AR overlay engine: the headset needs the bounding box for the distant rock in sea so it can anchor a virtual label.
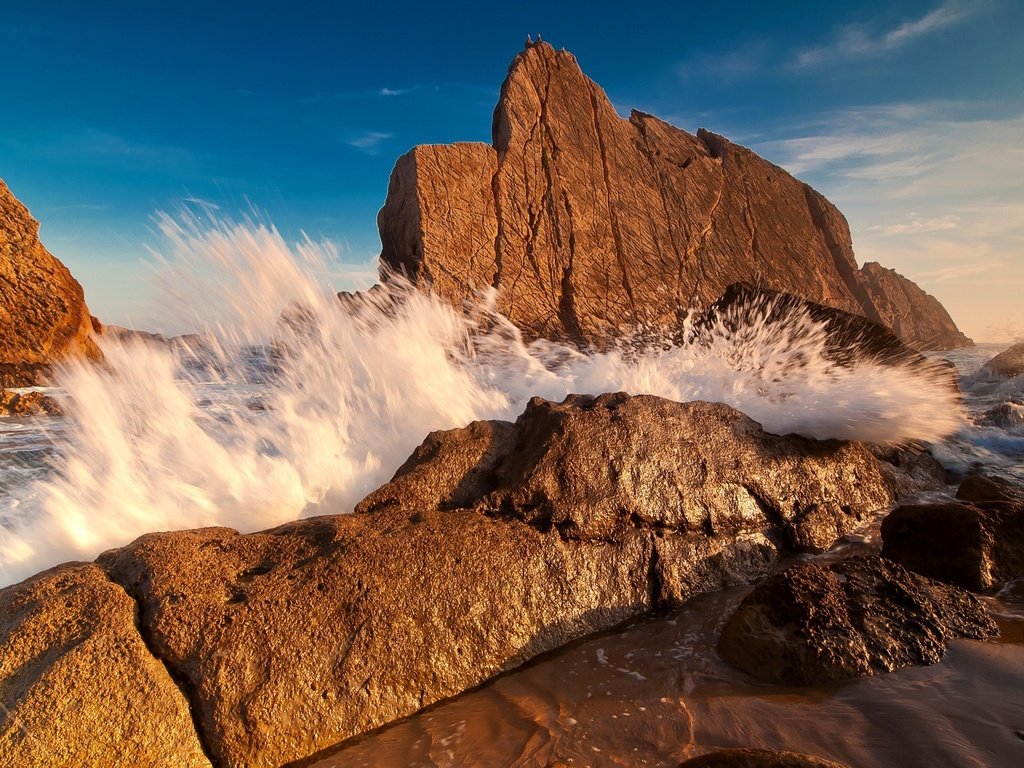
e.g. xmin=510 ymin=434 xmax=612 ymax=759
xmin=979 ymin=342 xmax=1024 ymax=379
xmin=0 ymin=179 xmax=101 ymax=387
xmin=376 ymin=40 xmax=971 ymax=352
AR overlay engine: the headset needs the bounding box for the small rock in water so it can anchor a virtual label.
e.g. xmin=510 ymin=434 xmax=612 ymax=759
xmin=980 ymin=342 xmax=1024 ymax=379
xmin=978 ymin=401 xmax=1024 ymax=430
xmin=718 ymin=556 xmax=997 ymax=685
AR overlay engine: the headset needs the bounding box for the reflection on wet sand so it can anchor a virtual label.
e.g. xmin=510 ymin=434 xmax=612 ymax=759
xmin=312 ymin=580 xmax=1024 ymax=768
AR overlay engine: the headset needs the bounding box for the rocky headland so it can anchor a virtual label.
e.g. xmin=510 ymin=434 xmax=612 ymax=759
xmin=0 ymin=179 xmax=100 ymax=388
xmin=376 ymin=40 xmax=971 ymax=351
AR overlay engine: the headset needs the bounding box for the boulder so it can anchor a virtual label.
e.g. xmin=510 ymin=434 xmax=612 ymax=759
xmin=881 ymin=490 xmax=1024 ymax=592
xmin=78 ymin=394 xmax=940 ymax=767
xmin=858 ymin=262 xmax=973 ymax=350
xmin=978 ymin=401 xmax=1024 ymax=430
xmin=718 ymin=556 xmax=997 ymax=685
xmin=376 ymin=41 xmax=970 ymax=351
xmin=0 ymin=179 xmax=100 ymax=387
xmin=0 ymin=564 xmax=210 ymax=767
xmin=979 ymin=342 xmax=1024 ymax=379
xmin=679 ymin=749 xmax=848 ymax=768
xmin=0 ymin=389 xmax=63 ymax=416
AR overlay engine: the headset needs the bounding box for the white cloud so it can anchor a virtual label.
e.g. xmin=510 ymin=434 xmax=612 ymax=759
xmin=753 ymin=103 xmax=1024 ymax=342
xmin=793 ymin=1 xmax=984 ymax=68
xmin=379 ymin=87 xmax=406 ymax=97
xmin=346 ymin=131 xmax=394 ymax=154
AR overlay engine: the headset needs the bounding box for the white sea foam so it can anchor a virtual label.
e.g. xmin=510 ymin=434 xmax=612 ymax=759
xmin=0 ymin=216 xmax=966 ymax=585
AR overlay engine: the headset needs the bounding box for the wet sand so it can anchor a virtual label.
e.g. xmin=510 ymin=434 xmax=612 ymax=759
xmin=310 ymin=577 xmax=1024 ymax=768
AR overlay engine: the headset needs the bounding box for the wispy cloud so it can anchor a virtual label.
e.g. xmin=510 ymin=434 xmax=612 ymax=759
xmin=793 ymin=1 xmax=985 ymax=68
xmin=754 ymin=102 xmax=1024 ymax=341
xmin=379 ymin=87 xmax=406 ymax=97
xmin=47 ymin=129 xmax=199 ymax=173
xmin=346 ymin=131 xmax=394 ymax=154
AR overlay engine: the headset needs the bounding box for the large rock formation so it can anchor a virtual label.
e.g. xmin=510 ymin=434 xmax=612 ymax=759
xmin=0 ymin=179 xmax=100 ymax=386
xmin=1 ymin=394 xmax=944 ymax=767
xmin=0 ymin=564 xmax=210 ymax=767
xmin=718 ymin=556 xmax=997 ymax=685
xmin=859 ymin=262 xmax=972 ymax=350
xmin=377 ymin=41 xmax=970 ymax=351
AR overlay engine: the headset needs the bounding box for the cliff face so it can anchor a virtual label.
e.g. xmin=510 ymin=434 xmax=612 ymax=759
xmin=377 ymin=41 xmax=971 ymax=351
xmin=0 ymin=179 xmax=99 ymax=386
xmin=859 ymin=262 xmax=973 ymax=350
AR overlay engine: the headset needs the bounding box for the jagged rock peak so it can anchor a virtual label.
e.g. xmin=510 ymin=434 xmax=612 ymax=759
xmin=376 ymin=42 xmax=972 ymax=351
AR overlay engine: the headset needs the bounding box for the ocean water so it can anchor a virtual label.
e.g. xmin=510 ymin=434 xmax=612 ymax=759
xmin=0 ymin=216 xmax=1017 ymax=588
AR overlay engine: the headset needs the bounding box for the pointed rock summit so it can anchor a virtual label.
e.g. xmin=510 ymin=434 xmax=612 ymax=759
xmin=1 ymin=179 xmax=100 ymax=386
xmin=377 ymin=41 xmax=971 ymax=350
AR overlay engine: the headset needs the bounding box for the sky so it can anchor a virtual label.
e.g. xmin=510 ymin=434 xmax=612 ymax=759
xmin=1 ymin=0 xmax=1021 ymax=341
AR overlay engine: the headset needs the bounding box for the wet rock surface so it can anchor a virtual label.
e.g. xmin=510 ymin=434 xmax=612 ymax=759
xmin=679 ymin=748 xmax=849 ymax=768
xmin=881 ymin=478 xmax=1024 ymax=592
xmin=376 ymin=41 xmax=970 ymax=351
xmin=0 ymin=389 xmax=62 ymax=416
xmin=0 ymin=564 xmax=211 ymax=767
xmin=980 ymin=342 xmax=1024 ymax=379
xmin=718 ymin=556 xmax=998 ymax=685
xmin=0 ymin=394 xmax=944 ymax=767
xmin=0 ymin=178 xmax=100 ymax=387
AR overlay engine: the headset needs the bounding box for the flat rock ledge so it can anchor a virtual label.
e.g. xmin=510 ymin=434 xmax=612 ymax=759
xmin=1 ymin=394 xmax=944 ymax=767
xmin=718 ymin=556 xmax=998 ymax=686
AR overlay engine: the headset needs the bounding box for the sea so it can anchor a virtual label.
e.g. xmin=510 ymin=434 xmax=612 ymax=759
xmin=1 ymin=216 xmax=1022 ymax=765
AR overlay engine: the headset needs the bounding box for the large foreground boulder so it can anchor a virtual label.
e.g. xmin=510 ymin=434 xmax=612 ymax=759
xmin=3 ymin=395 xmax=944 ymax=767
xmin=881 ymin=491 xmax=1024 ymax=592
xmin=376 ymin=40 xmax=970 ymax=351
xmin=718 ymin=556 xmax=997 ymax=685
xmin=679 ymin=749 xmax=849 ymax=768
xmin=0 ymin=564 xmax=210 ymax=767
xmin=0 ymin=179 xmax=100 ymax=387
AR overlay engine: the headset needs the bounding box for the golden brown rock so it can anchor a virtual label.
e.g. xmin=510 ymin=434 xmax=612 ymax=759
xmin=859 ymin=262 xmax=972 ymax=350
xmin=0 ymin=564 xmax=210 ymax=767
xmin=0 ymin=179 xmax=100 ymax=387
xmin=377 ymin=42 xmax=971 ymax=351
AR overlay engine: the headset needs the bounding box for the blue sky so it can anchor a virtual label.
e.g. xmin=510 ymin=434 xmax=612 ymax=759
xmin=1 ymin=0 xmax=1021 ymax=340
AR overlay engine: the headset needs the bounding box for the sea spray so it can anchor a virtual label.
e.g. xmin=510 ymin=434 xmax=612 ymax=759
xmin=0 ymin=215 xmax=965 ymax=585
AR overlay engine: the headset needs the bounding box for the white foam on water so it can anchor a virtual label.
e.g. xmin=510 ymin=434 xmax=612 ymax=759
xmin=0 ymin=215 xmax=965 ymax=585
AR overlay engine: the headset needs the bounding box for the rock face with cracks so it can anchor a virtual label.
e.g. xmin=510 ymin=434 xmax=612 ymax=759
xmin=376 ymin=41 xmax=971 ymax=351
xmin=718 ymin=556 xmax=998 ymax=685
xmin=0 ymin=178 xmax=100 ymax=387
xmin=2 ymin=395 xmax=945 ymax=767
xmin=0 ymin=564 xmax=211 ymax=767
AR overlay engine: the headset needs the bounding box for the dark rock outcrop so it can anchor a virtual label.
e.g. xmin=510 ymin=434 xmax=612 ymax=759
xmin=718 ymin=556 xmax=997 ymax=685
xmin=858 ymin=262 xmax=973 ymax=350
xmin=979 ymin=342 xmax=1024 ymax=379
xmin=0 ymin=179 xmax=100 ymax=387
xmin=0 ymin=564 xmax=211 ymax=767
xmin=1 ymin=394 xmax=943 ymax=767
xmin=679 ymin=749 xmax=849 ymax=768
xmin=881 ymin=479 xmax=1024 ymax=591
xmin=376 ymin=41 xmax=970 ymax=351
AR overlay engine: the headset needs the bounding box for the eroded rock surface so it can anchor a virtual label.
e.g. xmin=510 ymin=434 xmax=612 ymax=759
xmin=0 ymin=389 xmax=63 ymax=416
xmin=0 ymin=564 xmax=211 ymax=767
xmin=0 ymin=179 xmax=100 ymax=387
xmin=2 ymin=395 xmax=945 ymax=767
xmin=679 ymin=748 xmax=849 ymax=768
xmin=718 ymin=556 xmax=997 ymax=685
xmin=377 ymin=41 xmax=970 ymax=351
xmin=859 ymin=262 xmax=973 ymax=351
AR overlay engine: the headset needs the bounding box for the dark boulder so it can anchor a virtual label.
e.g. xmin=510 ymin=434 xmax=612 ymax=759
xmin=679 ymin=748 xmax=849 ymax=768
xmin=980 ymin=343 xmax=1024 ymax=379
xmin=881 ymin=488 xmax=1024 ymax=592
xmin=718 ymin=556 xmax=997 ymax=685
